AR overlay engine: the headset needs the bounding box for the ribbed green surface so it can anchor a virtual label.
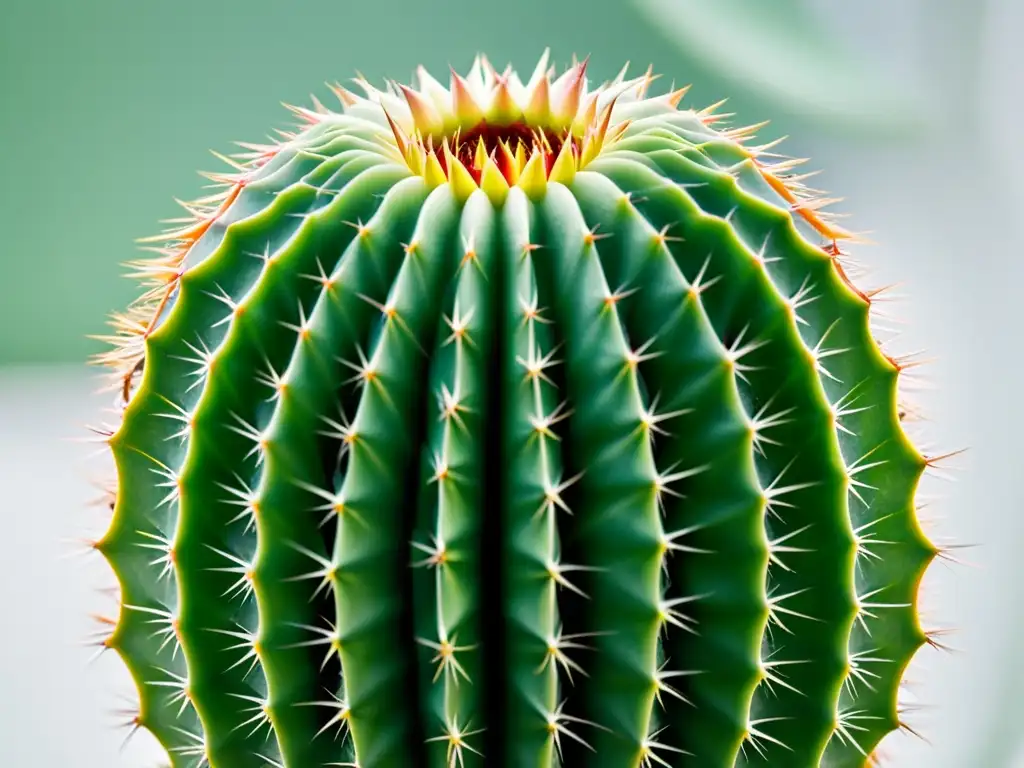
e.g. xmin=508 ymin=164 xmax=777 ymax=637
xmin=98 ymin=91 xmax=935 ymax=768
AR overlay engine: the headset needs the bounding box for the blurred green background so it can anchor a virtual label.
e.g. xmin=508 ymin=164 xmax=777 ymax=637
xmin=3 ymin=0 xmax=1023 ymax=765
xmin=0 ymin=0 xmax=933 ymax=366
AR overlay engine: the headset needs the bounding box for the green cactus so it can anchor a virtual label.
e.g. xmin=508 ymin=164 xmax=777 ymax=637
xmin=89 ymin=51 xmax=945 ymax=767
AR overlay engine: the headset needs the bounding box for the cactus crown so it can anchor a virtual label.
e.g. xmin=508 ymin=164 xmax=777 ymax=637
xmin=350 ymin=52 xmax=648 ymax=193
xmin=89 ymin=51 xmax=942 ymax=768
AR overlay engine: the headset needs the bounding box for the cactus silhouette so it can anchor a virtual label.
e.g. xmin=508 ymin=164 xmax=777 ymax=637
xmin=89 ymin=52 xmax=945 ymax=767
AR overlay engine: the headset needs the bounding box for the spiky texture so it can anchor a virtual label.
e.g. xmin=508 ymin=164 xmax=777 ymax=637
xmin=89 ymin=52 xmax=946 ymax=767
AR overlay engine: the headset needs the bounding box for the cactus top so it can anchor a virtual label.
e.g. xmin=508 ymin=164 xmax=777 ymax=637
xmin=339 ymin=52 xmax=656 ymax=200
xmin=96 ymin=52 xmax=862 ymax=399
xmin=90 ymin=51 xmax=944 ymax=768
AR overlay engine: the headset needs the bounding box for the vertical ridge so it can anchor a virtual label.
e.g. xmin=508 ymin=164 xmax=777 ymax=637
xmin=536 ymin=183 xmax=668 ymax=766
xmin=499 ymin=186 xmax=565 ymax=766
xmin=410 ymin=190 xmax=498 ymax=768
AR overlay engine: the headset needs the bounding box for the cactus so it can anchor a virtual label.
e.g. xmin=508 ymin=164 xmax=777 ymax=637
xmin=88 ymin=51 xmax=946 ymax=767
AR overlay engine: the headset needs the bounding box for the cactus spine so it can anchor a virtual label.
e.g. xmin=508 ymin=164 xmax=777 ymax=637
xmin=89 ymin=51 xmax=944 ymax=767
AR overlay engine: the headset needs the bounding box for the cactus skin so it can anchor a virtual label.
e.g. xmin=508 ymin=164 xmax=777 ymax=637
xmin=89 ymin=52 xmax=944 ymax=768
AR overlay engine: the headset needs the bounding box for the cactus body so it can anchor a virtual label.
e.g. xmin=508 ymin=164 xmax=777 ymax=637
xmin=92 ymin=52 xmax=939 ymax=767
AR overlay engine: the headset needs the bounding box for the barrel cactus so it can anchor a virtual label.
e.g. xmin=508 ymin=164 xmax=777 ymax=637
xmin=88 ymin=51 xmax=946 ymax=767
